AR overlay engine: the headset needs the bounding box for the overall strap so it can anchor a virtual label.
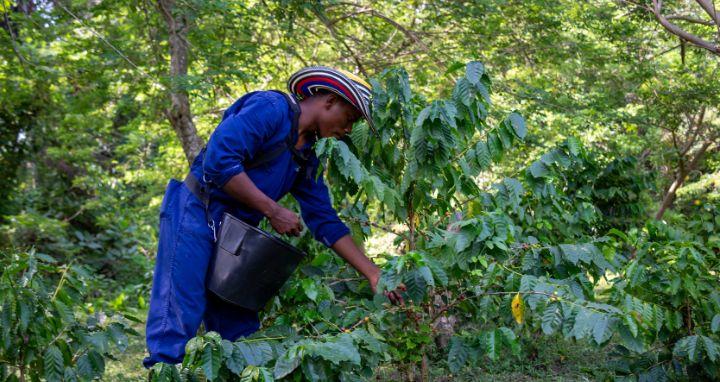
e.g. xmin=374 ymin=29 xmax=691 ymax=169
xmin=244 ymin=90 xmax=304 ymax=170
xmin=191 ymin=90 xmax=306 ymax=242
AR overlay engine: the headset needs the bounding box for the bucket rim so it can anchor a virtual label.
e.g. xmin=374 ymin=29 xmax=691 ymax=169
xmin=222 ymin=212 xmax=306 ymax=258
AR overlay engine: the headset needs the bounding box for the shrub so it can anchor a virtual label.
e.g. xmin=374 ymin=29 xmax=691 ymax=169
xmin=0 ymin=249 xmax=137 ymax=381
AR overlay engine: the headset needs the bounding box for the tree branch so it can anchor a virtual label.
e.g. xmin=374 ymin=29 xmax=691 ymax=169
xmin=329 ymin=8 xmax=371 ymax=25
xmin=328 ymin=3 xmax=452 ymax=79
xmin=650 ymin=0 xmax=720 ymax=55
xmin=666 ymin=14 xmax=715 ymax=26
xmin=681 ymin=107 xmax=707 ymax=155
xmin=695 ymin=0 xmax=720 ymax=25
xmin=157 ymin=0 xmax=205 ymax=163
xmin=311 ymin=7 xmax=368 ymax=76
xmin=655 ymin=139 xmax=715 ymax=219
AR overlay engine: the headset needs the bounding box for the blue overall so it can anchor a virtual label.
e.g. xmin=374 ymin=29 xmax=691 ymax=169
xmin=143 ymin=91 xmax=350 ymax=367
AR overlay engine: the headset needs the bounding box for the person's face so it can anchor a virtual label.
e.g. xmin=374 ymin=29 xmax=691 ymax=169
xmin=316 ymin=94 xmax=362 ymax=139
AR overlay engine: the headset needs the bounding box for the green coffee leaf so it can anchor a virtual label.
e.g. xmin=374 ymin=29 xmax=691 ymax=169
xmin=226 ymin=344 xmax=247 ymax=375
xmin=702 ymin=336 xmax=719 ymax=362
xmin=307 ymin=334 xmax=360 ymax=365
xmin=447 ymin=336 xmax=471 ymax=373
xmin=481 ymin=330 xmax=498 ymax=361
xmin=301 ymin=359 xmax=330 ymax=382
xmin=528 ymin=161 xmax=549 ymax=178
xmin=417 ymin=266 xmax=435 ymax=287
xmin=592 ymin=315 xmax=611 ymax=345
xmin=487 ymin=132 xmax=503 ymax=162
xmin=498 ymin=123 xmax=514 ymax=149
xmin=465 ymin=61 xmax=485 ymax=85
xmin=151 ymin=363 xmax=181 ymax=382
xmin=274 ymin=347 xmax=302 ymax=378
xmin=674 ymin=335 xmax=702 ymax=362
xmin=301 ymin=279 xmax=319 ymax=302
xmin=44 ymin=345 xmax=64 ymax=382
xmin=507 ymin=112 xmax=527 ymax=140
xmin=201 ymin=343 xmax=221 ymax=380
xmin=236 ymin=341 xmax=274 ymax=366
xmin=541 ymin=303 xmax=562 ymax=335
xmin=403 ymin=271 xmax=427 ymax=302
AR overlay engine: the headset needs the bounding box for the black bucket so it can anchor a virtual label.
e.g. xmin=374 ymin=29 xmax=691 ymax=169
xmin=206 ymin=212 xmax=306 ymax=311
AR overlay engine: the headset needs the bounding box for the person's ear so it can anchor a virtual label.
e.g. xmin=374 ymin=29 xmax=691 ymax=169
xmin=323 ymin=93 xmax=338 ymax=110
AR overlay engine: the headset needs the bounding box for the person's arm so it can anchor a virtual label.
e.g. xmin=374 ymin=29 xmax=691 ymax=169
xmin=203 ymin=92 xmax=302 ymax=235
xmin=291 ymin=160 xmax=404 ymax=304
xmin=331 ymin=235 xmax=404 ymax=304
xmin=222 ymin=172 xmax=302 ymax=235
xmin=332 ymin=235 xmax=380 ymax=287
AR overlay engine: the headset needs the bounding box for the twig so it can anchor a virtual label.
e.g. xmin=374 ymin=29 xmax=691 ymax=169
xmin=667 ymin=14 xmax=715 ymax=26
xmin=311 ymin=7 xmax=368 ymax=76
xmin=1 ymin=1 xmax=31 ymax=70
xmin=63 ymin=204 xmax=89 ymax=223
xmin=326 ymin=277 xmax=365 ymax=286
xmin=344 ymin=216 xmax=405 ymax=237
xmin=430 ymin=290 xmax=554 ymax=323
xmin=51 ymin=261 xmax=74 ymax=301
xmin=55 ymin=2 xmax=162 ymax=86
xmin=237 ymin=336 xmax=286 ymax=343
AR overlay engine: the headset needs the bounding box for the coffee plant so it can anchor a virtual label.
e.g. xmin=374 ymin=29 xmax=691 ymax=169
xmin=150 ymin=62 xmax=719 ymax=381
xmin=0 ymin=249 xmax=137 ymax=381
xmin=606 ymin=220 xmax=720 ymax=380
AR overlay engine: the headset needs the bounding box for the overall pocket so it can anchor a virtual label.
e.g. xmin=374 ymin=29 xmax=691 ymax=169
xmin=159 ymin=179 xmax=182 ymax=220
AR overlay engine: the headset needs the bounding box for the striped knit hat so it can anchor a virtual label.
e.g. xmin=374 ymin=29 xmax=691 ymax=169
xmin=287 ymin=66 xmax=376 ymax=133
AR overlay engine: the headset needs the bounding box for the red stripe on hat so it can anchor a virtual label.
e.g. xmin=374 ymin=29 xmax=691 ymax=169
xmin=295 ymin=76 xmax=360 ymax=108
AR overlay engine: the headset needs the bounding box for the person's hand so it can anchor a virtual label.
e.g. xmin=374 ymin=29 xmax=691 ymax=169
xmin=369 ymin=274 xmax=406 ymax=306
xmin=384 ymin=285 xmax=406 ymax=305
xmin=267 ymin=205 xmax=302 ymax=236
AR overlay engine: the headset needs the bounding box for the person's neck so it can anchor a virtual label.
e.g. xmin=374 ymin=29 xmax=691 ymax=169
xmin=296 ymin=101 xmax=317 ymax=149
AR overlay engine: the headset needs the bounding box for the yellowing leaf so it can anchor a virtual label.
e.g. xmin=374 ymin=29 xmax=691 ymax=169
xmin=511 ymin=293 xmax=525 ymax=324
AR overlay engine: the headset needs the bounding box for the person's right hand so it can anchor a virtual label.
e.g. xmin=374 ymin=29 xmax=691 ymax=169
xmin=267 ymin=205 xmax=303 ymax=236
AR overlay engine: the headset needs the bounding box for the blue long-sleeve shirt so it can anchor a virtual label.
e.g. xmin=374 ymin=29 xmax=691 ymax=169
xmin=189 ymin=91 xmax=350 ymax=247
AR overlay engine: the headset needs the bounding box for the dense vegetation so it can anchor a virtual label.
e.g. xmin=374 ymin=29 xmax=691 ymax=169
xmin=1 ymin=0 xmax=718 ymax=381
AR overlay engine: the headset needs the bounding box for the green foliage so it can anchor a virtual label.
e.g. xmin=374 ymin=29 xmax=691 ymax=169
xmin=604 ymin=219 xmax=720 ymax=380
xmin=0 ymin=249 xmax=137 ymax=381
xmin=2 ymin=0 xmax=719 ymax=377
xmin=151 ymin=329 xmax=382 ymax=381
xmin=145 ymin=60 xmax=718 ymax=380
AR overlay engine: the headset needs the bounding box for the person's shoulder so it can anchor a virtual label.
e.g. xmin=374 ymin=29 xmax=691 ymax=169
xmin=233 ymin=90 xmax=288 ymax=123
xmin=246 ymin=91 xmax=291 ymax=120
xmin=249 ymin=90 xmax=287 ymax=108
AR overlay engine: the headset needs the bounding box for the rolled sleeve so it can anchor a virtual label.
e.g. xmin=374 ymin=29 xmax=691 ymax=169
xmin=291 ymin=163 xmax=350 ymax=247
xmin=203 ymin=92 xmax=286 ymax=187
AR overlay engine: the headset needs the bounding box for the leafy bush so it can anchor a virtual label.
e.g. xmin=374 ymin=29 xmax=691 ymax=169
xmin=0 ymin=205 xmax=153 ymax=290
xmin=606 ymin=220 xmax=720 ymax=380
xmin=0 ymin=249 xmax=137 ymax=381
xmin=148 ymin=62 xmax=719 ymax=381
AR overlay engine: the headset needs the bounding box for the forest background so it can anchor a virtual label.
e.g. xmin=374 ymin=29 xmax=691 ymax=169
xmin=1 ymin=0 xmax=719 ymax=381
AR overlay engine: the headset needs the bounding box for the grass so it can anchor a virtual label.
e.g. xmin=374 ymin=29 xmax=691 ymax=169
xmin=104 ymin=313 xmax=148 ymax=382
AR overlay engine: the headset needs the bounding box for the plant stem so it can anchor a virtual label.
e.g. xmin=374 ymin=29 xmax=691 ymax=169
xmin=344 ymin=216 xmax=405 ymax=237
xmin=408 ymin=192 xmax=416 ymax=251
xmin=51 ymin=261 xmax=74 ymax=301
xmin=238 ymin=336 xmax=287 ymax=343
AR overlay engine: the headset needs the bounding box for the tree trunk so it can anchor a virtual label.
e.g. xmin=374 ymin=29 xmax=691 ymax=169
xmin=655 ymin=140 xmax=713 ymax=219
xmin=157 ymin=0 xmax=204 ymax=164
